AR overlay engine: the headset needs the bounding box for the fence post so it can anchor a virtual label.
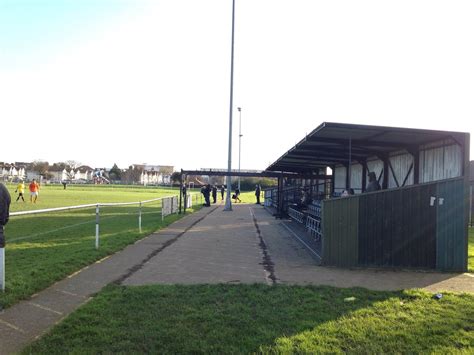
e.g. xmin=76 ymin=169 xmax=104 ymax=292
xmin=139 ymin=201 xmax=142 ymax=233
xmin=0 ymin=246 xmax=4 ymax=292
xmin=95 ymin=204 xmax=100 ymax=249
xmin=161 ymin=198 xmax=164 ymax=222
xmin=470 ymin=185 xmax=473 ymax=227
xmin=0 ymin=225 xmax=4 ymax=291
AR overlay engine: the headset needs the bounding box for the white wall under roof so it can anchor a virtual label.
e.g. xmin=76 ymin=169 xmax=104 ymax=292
xmin=420 ymin=143 xmax=462 ymax=183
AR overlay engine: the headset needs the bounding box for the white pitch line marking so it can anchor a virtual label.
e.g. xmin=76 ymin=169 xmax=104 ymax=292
xmin=28 ymin=302 xmax=63 ymax=315
xmin=0 ymin=318 xmax=25 ymax=333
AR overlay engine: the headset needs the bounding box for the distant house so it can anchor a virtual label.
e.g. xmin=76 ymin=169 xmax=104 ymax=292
xmin=25 ymin=170 xmax=41 ymax=182
xmin=48 ymin=164 xmax=70 ymax=183
xmin=0 ymin=162 xmax=27 ymax=181
xmin=75 ymin=166 xmax=94 ymax=181
xmin=131 ymin=164 xmax=174 ymax=185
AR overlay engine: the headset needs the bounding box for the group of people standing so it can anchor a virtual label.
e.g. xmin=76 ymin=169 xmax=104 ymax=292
xmin=198 ymin=184 xmax=262 ymax=206
xmin=200 ymin=184 xmax=227 ymax=207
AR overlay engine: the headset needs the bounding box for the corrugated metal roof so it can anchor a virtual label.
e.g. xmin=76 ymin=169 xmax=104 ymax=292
xmin=266 ymin=122 xmax=467 ymax=173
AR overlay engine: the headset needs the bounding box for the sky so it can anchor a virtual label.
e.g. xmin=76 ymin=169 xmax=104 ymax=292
xmin=1 ymin=0 xmax=473 ymax=171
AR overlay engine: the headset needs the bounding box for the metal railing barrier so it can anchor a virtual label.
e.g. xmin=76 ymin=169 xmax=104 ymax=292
xmin=0 ymin=193 xmax=200 ymax=292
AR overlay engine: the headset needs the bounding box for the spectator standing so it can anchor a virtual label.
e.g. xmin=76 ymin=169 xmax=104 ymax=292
xmin=0 ymin=182 xmax=11 ymax=248
xmin=212 ymin=185 xmax=217 ymax=204
xmin=255 ymin=184 xmax=261 ymax=204
xmin=366 ymin=172 xmax=381 ymax=192
xmin=203 ymin=184 xmax=211 ymax=207
xmin=29 ymin=179 xmax=40 ymax=203
xmin=220 ymin=185 xmax=225 ymax=201
xmin=182 ymin=184 xmax=187 ymax=207
xmin=15 ymin=180 xmax=25 ymax=202
xmin=234 ymin=187 xmax=241 ymax=203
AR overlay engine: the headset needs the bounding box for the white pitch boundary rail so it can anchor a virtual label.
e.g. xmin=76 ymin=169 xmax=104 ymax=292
xmin=1 ymin=194 xmax=200 ymax=291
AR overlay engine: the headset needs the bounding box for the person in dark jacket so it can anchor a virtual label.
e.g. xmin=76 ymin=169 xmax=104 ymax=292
xmin=233 ymin=187 xmax=241 ymax=203
xmin=220 ymin=185 xmax=225 ymax=201
xmin=181 ymin=184 xmax=187 ymax=207
xmin=0 ymin=182 xmax=11 ymax=248
xmin=255 ymin=184 xmax=261 ymax=204
xmin=366 ymin=172 xmax=381 ymax=192
xmin=203 ymin=184 xmax=211 ymax=206
xmin=212 ymin=185 xmax=217 ymax=204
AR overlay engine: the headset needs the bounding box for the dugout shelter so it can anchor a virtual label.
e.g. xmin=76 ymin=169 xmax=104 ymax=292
xmin=265 ymin=122 xmax=470 ymax=272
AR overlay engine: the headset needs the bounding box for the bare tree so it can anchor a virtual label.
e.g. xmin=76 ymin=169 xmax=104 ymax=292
xmin=65 ymin=160 xmax=81 ymax=170
xmin=31 ymin=160 xmax=49 ymax=178
xmin=171 ymin=172 xmax=182 ymax=184
xmin=122 ymin=166 xmax=143 ymax=184
xmin=62 ymin=161 xmax=81 ymax=180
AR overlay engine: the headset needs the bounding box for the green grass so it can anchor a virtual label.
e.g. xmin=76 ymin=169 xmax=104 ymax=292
xmin=469 ymin=227 xmax=473 ymax=273
xmin=1 ymin=184 xmax=202 ymax=309
xmin=233 ymin=190 xmax=262 ymax=204
xmin=24 ymin=284 xmax=474 ymax=354
xmin=6 ymin=183 xmax=184 ymax=212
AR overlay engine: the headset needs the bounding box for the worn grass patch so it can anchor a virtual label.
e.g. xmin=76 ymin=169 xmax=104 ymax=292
xmin=24 ymin=284 xmax=474 ymax=354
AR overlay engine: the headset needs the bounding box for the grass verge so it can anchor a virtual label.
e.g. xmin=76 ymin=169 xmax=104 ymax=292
xmin=24 ymin=284 xmax=474 ymax=354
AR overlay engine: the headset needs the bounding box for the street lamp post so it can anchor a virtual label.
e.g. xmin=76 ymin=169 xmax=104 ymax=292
xmin=224 ymin=0 xmax=236 ymax=211
xmin=238 ymin=107 xmax=242 ymax=191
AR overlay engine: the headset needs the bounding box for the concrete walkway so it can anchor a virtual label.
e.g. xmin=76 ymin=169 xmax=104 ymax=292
xmin=0 ymin=203 xmax=473 ymax=354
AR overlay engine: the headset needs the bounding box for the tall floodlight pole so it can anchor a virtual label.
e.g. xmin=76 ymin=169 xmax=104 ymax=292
xmin=224 ymin=0 xmax=236 ymax=211
xmin=238 ymin=107 xmax=242 ymax=191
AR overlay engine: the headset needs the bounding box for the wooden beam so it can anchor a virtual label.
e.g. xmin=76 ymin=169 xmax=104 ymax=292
xmin=331 ymin=165 xmax=336 ymax=196
xmin=401 ymin=163 xmax=413 ymax=187
xmin=306 ymin=136 xmax=409 ymax=149
xmin=181 ymin=169 xmax=327 ymax=179
xmin=388 ymin=159 xmax=399 ymax=187
xmin=361 ymin=160 xmax=367 ymax=192
xmin=277 ymin=174 xmax=284 ymax=218
xmin=345 ymin=164 xmax=350 ymax=189
xmin=383 ymin=157 xmax=389 ymax=189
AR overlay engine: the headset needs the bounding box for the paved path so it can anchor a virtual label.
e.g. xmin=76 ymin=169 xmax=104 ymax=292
xmin=0 ymin=203 xmax=472 ymax=354
xmin=251 ymin=207 xmax=474 ymax=293
xmin=124 ymin=204 xmax=474 ymax=293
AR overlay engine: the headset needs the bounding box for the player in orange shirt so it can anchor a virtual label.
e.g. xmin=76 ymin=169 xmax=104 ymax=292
xmin=29 ymin=179 xmax=40 ymax=203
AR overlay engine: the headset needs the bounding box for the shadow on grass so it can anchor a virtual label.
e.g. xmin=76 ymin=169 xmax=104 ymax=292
xmin=24 ymin=283 xmax=474 ymax=354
